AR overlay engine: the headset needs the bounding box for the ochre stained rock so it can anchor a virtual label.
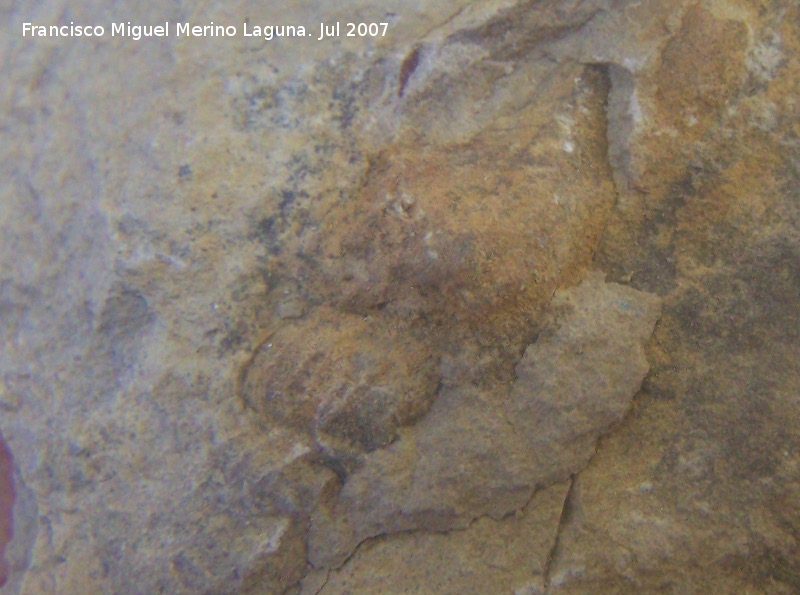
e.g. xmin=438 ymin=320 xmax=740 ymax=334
xmin=239 ymin=306 xmax=439 ymax=464
xmin=308 ymin=272 xmax=661 ymax=568
xmin=313 ymin=63 xmax=615 ymax=346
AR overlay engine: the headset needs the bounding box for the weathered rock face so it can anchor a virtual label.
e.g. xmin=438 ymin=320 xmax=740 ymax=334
xmin=3 ymin=0 xmax=800 ymax=592
xmin=313 ymin=60 xmax=615 ymax=334
xmin=308 ymin=273 xmax=661 ymax=569
xmin=507 ymin=273 xmax=662 ymax=483
xmin=310 ymin=480 xmax=573 ymax=595
xmin=240 ymin=306 xmax=439 ymax=464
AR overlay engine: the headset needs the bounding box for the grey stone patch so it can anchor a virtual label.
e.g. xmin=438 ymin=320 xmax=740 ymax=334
xmin=81 ymin=285 xmax=156 ymax=401
xmin=1 ymin=466 xmax=37 ymax=595
xmin=746 ymin=31 xmax=784 ymax=84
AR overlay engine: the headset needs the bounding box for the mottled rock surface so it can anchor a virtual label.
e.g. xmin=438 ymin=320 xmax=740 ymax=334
xmin=308 ymin=273 xmax=660 ymax=569
xmin=2 ymin=0 xmax=800 ymax=592
xmin=507 ymin=272 xmax=662 ymax=484
xmin=311 ymin=480 xmax=572 ymax=595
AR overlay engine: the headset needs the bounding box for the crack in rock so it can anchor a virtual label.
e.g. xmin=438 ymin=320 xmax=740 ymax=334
xmin=308 ymin=271 xmax=662 ymax=569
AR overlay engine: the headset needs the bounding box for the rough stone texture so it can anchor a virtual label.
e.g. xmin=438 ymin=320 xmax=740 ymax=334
xmin=0 ymin=438 xmax=13 ymax=588
xmin=307 ymin=273 xmax=660 ymax=569
xmin=2 ymin=0 xmax=800 ymax=592
xmin=507 ymin=272 xmax=663 ymax=484
xmin=312 ymin=480 xmax=572 ymax=595
xmin=239 ymin=305 xmax=440 ymax=469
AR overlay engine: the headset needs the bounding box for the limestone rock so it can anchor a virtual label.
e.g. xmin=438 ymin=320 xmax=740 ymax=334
xmin=3 ymin=0 xmax=800 ymax=591
xmin=308 ymin=273 xmax=661 ymax=568
xmin=239 ymin=306 xmax=439 ymax=463
xmin=507 ymin=272 xmax=663 ymax=483
xmin=314 ymin=480 xmax=572 ymax=595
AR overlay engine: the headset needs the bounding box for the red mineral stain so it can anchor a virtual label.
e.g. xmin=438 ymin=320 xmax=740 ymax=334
xmin=398 ymin=45 xmax=420 ymax=97
xmin=0 ymin=434 xmax=14 ymax=588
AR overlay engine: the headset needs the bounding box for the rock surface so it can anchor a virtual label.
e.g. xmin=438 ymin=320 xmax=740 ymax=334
xmin=312 ymin=480 xmax=572 ymax=595
xmin=2 ymin=0 xmax=800 ymax=592
xmin=307 ymin=272 xmax=661 ymax=569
